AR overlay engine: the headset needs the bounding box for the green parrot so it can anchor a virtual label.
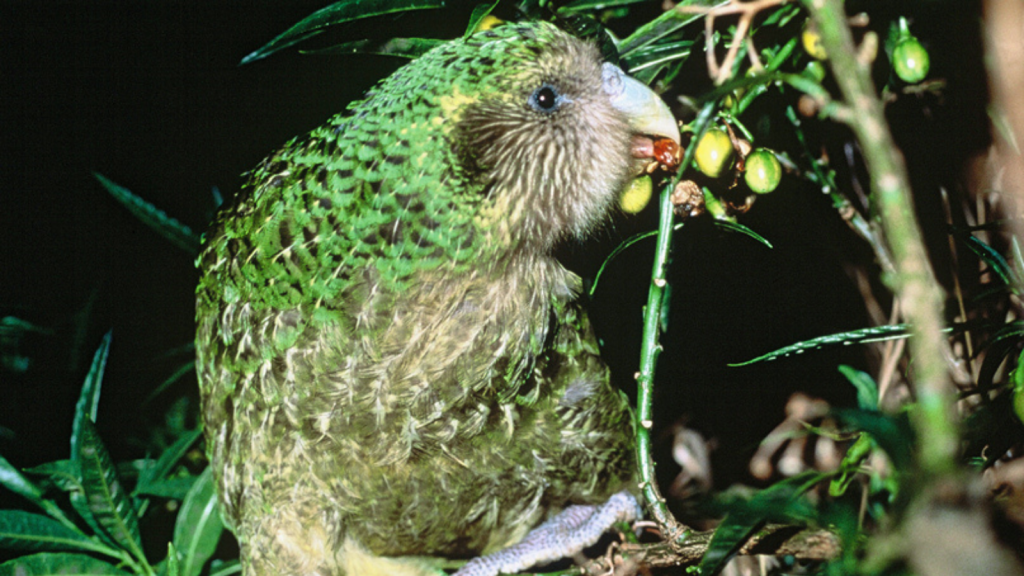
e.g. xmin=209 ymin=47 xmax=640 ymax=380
xmin=195 ymin=19 xmax=679 ymax=576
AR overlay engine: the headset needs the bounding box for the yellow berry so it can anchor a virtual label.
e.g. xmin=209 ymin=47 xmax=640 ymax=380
xmin=694 ymin=128 xmax=734 ymax=179
xmin=620 ymin=175 xmax=653 ymax=214
xmin=474 ymin=15 xmax=504 ymax=33
xmin=802 ymin=25 xmax=827 ymax=60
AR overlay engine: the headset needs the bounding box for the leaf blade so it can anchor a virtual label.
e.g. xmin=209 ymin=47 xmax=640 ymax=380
xmin=0 ymin=511 xmax=106 ymax=555
xmin=618 ymin=0 xmax=724 ymax=57
xmin=74 ymin=420 xmax=143 ymax=561
xmin=172 ymin=468 xmax=224 ymax=576
xmin=93 ymin=174 xmax=200 ymax=255
xmin=0 ymin=552 xmax=130 ymax=576
xmin=240 ymin=0 xmax=445 ymax=65
xmin=136 ymin=429 xmax=202 ymax=495
xmin=729 ymin=324 xmax=915 ymax=366
xmin=557 ymin=0 xmax=650 ymax=14
xmin=0 ymin=456 xmax=78 ymax=530
xmin=71 ymin=333 xmax=111 ymax=459
xmin=464 ymin=1 xmax=500 ymax=38
xmin=302 ymin=37 xmax=445 ymax=58
xmin=838 ymin=365 xmax=879 ymax=410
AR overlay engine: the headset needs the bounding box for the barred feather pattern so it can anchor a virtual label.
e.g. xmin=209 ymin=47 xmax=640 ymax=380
xmin=196 ymin=21 xmax=638 ymax=576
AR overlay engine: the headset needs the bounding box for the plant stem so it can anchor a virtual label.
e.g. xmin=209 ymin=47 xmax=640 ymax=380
xmin=635 ymin=101 xmax=716 ymax=543
xmin=802 ymin=0 xmax=957 ymax=475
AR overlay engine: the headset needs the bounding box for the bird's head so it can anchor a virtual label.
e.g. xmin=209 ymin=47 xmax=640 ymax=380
xmin=361 ymin=21 xmax=680 ymax=256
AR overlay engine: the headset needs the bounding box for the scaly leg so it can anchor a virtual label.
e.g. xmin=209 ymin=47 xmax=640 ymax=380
xmin=453 ymin=492 xmax=641 ymax=576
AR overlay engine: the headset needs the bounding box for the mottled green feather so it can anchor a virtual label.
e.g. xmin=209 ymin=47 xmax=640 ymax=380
xmin=195 ymin=20 xmax=663 ymax=576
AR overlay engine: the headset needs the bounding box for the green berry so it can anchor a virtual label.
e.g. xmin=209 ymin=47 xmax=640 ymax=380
xmin=893 ymin=37 xmax=930 ymax=83
xmin=744 ymin=148 xmax=782 ymax=194
xmin=694 ymin=127 xmax=734 ymax=179
xmin=803 ymin=61 xmax=826 ymax=83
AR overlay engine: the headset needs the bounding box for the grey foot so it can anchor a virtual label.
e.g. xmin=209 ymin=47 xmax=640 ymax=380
xmin=453 ymin=491 xmax=642 ymax=576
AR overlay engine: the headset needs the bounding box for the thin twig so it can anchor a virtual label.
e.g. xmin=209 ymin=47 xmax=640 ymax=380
xmin=877 ymin=333 xmax=906 ymax=410
xmin=679 ymin=0 xmax=793 ymax=84
xmin=703 ymin=11 xmax=717 ymax=79
xmin=745 ymin=36 xmax=764 ymax=71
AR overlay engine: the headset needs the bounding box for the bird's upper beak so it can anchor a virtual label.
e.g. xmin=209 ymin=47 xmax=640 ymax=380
xmin=602 ymin=62 xmax=681 ymax=154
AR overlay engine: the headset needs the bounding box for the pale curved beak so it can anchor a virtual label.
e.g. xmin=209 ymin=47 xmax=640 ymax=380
xmin=602 ymin=62 xmax=680 ymax=145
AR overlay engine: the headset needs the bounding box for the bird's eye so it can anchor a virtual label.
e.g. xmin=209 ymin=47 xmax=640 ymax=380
xmin=529 ymin=85 xmax=563 ymax=113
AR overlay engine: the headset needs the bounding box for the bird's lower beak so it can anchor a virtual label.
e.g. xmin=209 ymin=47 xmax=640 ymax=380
xmin=603 ymin=63 xmax=681 ymax=212
xmin=602 ymin=62 xmax=681 ymax=166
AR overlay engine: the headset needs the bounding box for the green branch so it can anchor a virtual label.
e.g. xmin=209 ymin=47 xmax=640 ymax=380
xmin=635 ymin=101 xmax=716 ymax=544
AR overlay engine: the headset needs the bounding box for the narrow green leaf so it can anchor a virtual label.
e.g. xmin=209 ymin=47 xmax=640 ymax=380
xmin=68 ymin=492 xmax=116 ymax=550
xmin=629 ymin=61 xmax=667 ymax=86
xmin=697 ymin=511 xmax=763 ymax=576
xmin=136 ymin=429 xmax=202 ymax=494
xmin=164 ymin=542 xmax=180 ymax=576
xmin=984 ymin=320 xmax=1024 ymax=349
xmin=302 ymin=37 xmax=444 ymax=58
xmin=758 ymin=38 xmax=798 ymax=74
xmin=713 ymin=220 xmax=772 ymax=249
xmin=154 ymin=342 xmax=195 ymax=361
xmin=0 ymin=317 xmax=50 ymax=336
xmin=143 ymin=361 xmax=196 ymax=406
xmin=0 ymin=552 xmax=130 ymax=575
xmin=464 ymin=1 xmax=500 ymax=38
xmin=208 ymin=560 xmax=242 ymax=576
xmin=22 ymin=461 xmax=80 ymax=493
xmin=93 ymin=174 xmax=200 ymax=255
xmin=761 ymin=3 xmax=800 ymax=27
xmin=240 ymin=0 xmax=445 ymax=65
xmin=828 ymin=433 xmax=873 ymax=497
xmin=960 ymin=232 xmax=1022 ymax=293
xmin=74 ymin=420 xmax=143 ymax=561
xmin=71 ymin=332 xmax=110 ymax=459
xmin=590 ymin=219 xmax=769 ymax=297
xmin=557 ymin=0 xmax=649 ymax=14
xmin=19 ymin=460 xmax=102 ymax=540
xmin=0 ymin=511 xmax=105 ymax=555
xmin=0 ymin=317 xmax=52 ymax=373
xmin=173 ymin=468 xmax=224 ymax=576
xmin=838 ymin=365 xmax=879 ymax=410
xmin=0 ymin=455 xmax=47 ymax=509
xmin=975 ymin=322 xmax=1024 ymax=392
xmin=135 ymin=477 xmax=198 ymax=500
xmin=622 ymin=39 xmax=694 ymax=73
xmin=618 ymin=0 xmax=724 ymax=57
xmin=780 ymin=71 xmax=832 ymax=101
xmin=833 ymin=409 xmax=914 ymax=472
xmin=699 ymin=474 xmax=819 ymax=575
xmin=589 ymin=229 xmax=656 ymax=297
xmin=729 ymin=324 xmax=914 ymax=366
xmin=0 ymin=457 xmax=77 ymax=530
